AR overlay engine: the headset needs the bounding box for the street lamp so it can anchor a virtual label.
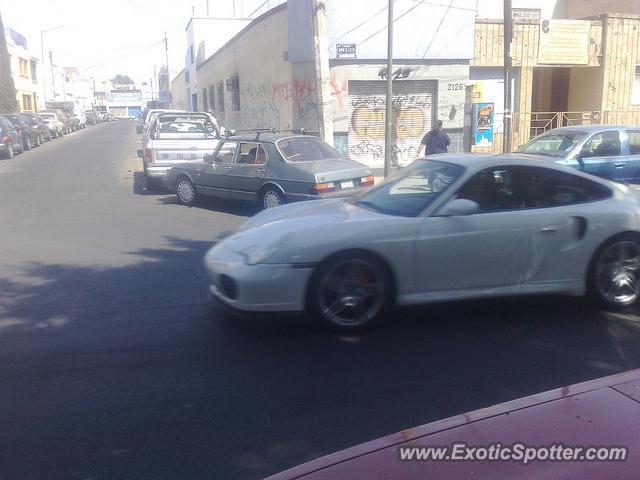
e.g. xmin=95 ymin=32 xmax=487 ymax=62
xmin=41 ymin=24 xmax=64 ymax=103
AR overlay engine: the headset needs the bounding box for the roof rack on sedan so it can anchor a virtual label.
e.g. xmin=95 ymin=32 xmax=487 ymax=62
xmin=222 ymin=128 xmax=317 ymax=140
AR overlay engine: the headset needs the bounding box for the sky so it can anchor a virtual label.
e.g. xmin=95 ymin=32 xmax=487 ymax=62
xmin=0 ymin=0 xmax=277 ymax=85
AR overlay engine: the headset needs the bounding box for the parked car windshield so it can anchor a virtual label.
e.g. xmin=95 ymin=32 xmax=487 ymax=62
xmin=277 ymin=136 xmax=341 ymax=162
xmin=351 ymin=160 xmax=464 ymax=217
xmin=155 ymin=114 xmax=218 ymax=137
xmin=516 ymin=131 xmax=587 ymax=157
xmin=39 ymin=113 xmax=56 ymax=120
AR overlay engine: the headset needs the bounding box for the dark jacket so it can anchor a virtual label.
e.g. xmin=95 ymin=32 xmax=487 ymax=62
xmin=421 ymin=129 xmax=451 ymax=155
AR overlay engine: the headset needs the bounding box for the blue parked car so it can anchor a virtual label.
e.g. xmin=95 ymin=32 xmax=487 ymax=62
xmin=516 ymin=125 xmax=640 ymax=183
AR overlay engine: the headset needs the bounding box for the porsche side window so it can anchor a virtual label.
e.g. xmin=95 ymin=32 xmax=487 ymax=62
xmin=456 ymin=167 xmax=521 ymax=211
xmin=521 ymin=167 xmax=612 ymax=207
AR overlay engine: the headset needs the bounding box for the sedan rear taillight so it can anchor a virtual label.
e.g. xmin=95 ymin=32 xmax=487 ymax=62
xmin=360 ymin=175 xmax=375 ymax=187
xmin=144 ymin=148 xmax=153 ymax=164
xmin=1 ymin=135 xmax=8 ymax=143
xmin=313 ymin=182 xmax=335 ymax=194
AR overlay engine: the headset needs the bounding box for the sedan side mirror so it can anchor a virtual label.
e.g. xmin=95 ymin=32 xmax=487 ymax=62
xmin=136 ymin=125 xmax=143 ymax=135
xmin=439 ymin=198 xmax=480 ymax=216
xmin=203 ymin=154 xmax=214 ymax=163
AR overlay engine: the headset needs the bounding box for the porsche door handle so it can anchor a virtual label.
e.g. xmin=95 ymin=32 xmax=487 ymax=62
xmin=540 ymin=226 xmax=558 ymax=234
xmin=257 ymin=168 xmax=266 ymax=174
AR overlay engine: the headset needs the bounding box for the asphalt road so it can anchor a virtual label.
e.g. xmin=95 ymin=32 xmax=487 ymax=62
xmin=2 ymin=121 xmax=640 ymax=480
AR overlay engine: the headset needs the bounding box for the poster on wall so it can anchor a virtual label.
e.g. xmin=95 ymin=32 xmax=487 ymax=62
xmin=474 ymin=102 xmax=494 ymax=147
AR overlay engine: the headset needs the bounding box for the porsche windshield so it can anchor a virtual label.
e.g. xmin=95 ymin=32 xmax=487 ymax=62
xmin=353 ymin=160 xmax=464 ymax=217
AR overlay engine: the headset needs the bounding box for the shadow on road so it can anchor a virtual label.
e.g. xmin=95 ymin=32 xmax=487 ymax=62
xmin=132 ymin=171 xmax=257 ymax=217
xmin=2 ymin=236 xmax=640 ymax=479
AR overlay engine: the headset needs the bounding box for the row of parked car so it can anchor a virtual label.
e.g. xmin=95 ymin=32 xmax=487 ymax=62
xmin=0 ymin=109 xmax=104 ymax=159
xmin=136 ymin=109 xmax=374 ymax=210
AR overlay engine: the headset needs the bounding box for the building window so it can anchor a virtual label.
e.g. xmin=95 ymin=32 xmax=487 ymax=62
xmin=202 ymin=87 xmax=208 ymax=111
xmin=512 ymin=8 xmax=541 ymax=20
xmin=22 ymin=94 xmax=33 ymax=111
xmin=632 ymin=66 xmax=640 ymax=105
xmin=217 ymin=81 xmax=225 ymax=112
xmin=208 ymin=85 xmax=215 ymax=111
xmin=185 ymin=70 xmax=190 ymax=83
xmin=190 ymin=46 xmax=194 ymax=64
xmin=227 ymin=74 xmax=240 ymax=112
xmin=30 ymin=60 xmax=37 ymax=82
xmin=19 ymin=58 xmax=28 ymax=77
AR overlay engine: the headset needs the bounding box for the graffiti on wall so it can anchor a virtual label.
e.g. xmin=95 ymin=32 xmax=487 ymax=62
xmin=239 ymin=77 xmax=318 ymax=130
xmin=348 ymin=92 xmax=432 ymax=168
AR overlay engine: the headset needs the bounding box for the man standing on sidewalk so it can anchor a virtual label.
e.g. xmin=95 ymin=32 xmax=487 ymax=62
xmin=416 ymin=119 xmax=450 ymax=158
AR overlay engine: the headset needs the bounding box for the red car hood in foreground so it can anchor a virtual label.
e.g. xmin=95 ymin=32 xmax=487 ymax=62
xmin=266 ymin=369 xmax=640 ymax=479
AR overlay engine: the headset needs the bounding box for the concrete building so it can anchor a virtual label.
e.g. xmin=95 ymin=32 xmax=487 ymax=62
xmin=4 ymin=28 xmax=39 ymax=112
xmin=185 ymin=0 xmax=478 ymax=169
xmin=170 ymin=68 xmax=188 ymax=111
xmin=184 ymin=17 xmax=252 ymax=111
xmin=62 ymin=68 xmax=94 ymax=114
xmin=172 ymin=0 xmax=640 ymax=164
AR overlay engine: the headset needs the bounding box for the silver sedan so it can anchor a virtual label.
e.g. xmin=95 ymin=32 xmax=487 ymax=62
xmin=205 ymin=154 xmax=640 ymax=331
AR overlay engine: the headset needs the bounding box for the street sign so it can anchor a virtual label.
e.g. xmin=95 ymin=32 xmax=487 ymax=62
xmin=336 ymin=43 xmax=356 ymax=58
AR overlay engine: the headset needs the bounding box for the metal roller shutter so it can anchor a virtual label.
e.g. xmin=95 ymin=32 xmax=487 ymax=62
xmin=347 ymin=80 xmax=437 ymax=168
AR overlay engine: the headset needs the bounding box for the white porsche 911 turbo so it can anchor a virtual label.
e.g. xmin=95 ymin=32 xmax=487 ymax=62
xmin=205 ymin=154 xmax=640 ymax=331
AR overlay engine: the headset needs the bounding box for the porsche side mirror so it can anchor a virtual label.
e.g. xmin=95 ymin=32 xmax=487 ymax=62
xmin=439 ymin=198 xmax=479 ymax=216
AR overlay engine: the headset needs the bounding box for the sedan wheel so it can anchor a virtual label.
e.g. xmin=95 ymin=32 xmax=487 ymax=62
xmin=261 ymin=188 xmax=284 ymax=210
xmin=310 ymin=255 xmax=392 ymax=331
xmin=4 ymin=143 xmax=14 ymax=159
xmin=176 ymin=177 xmax=197 ymax=206
xmin=591 ymin=237 xmax=640 ymax=308
xmin=23 ymin=138 xmax=31 ymax=150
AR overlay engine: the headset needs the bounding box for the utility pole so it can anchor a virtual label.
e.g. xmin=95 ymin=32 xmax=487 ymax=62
xmin=49 ymin=51 xmax=55 ymax=100
xmin=164 ymin=32 xmax=169 ymax=77
xmin=40 ymin=24 xmax=64 ymax=104
xmin=503 ymin=0 xmax=512 ymax=153
xmin=384 ymin=0 xmax=394 ymax=177
xmin=312 ymin=0 xmax=334 ymax=144
xmin=40 ymin=31 xmax=46 ymax=102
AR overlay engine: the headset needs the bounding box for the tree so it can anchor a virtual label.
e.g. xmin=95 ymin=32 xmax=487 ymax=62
xmin=0 ymin=12 xmax=17 ymax=113
xmin=112 ymin=74 xmax=134 ymax=85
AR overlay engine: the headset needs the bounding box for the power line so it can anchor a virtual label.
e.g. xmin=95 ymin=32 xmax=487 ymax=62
xmin=247 ymin=0 xmax=271 ymax=18
xmin=407 ymin=0 xmax=476 ymax=12
xmin=332 ymin=4 xmax=389 ymax=45
xmin=357 ymin=0 xmax=427 ymax=47
xmin=422 ymin=0 xmax=455 ymax=57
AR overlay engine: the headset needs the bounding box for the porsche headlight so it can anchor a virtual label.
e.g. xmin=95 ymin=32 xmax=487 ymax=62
xmin=241 ymin=241 xmax=282 ymax=265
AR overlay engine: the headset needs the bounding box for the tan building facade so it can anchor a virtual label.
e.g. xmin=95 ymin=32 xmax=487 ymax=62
xmin=194 ymin=4 xmax=296 ymax=132
xmin=470 ymin=13 xmax=640 ymax=152
xmin=5 ymin=28 xmax=39 ymax=112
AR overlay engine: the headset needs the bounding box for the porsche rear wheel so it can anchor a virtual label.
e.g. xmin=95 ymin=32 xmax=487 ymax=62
xmin=588 ymin=234 xmax=640 ymax=309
